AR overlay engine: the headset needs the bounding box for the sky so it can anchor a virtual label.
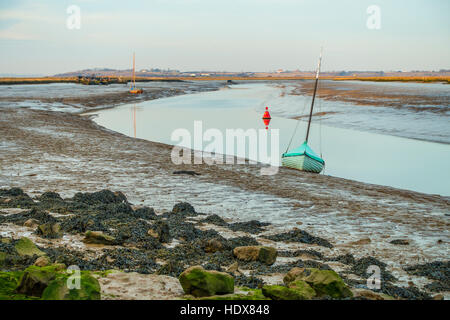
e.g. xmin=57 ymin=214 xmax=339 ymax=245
xmin=0 ymin=0 xmax=449 ymax=75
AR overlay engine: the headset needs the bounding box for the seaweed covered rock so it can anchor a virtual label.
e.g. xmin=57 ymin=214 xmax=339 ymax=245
xmin=204 ymin=238 xmax=225 ymax=253
xmin=172 ymin=202 xmax=196 ymax=215
xmin=72 ymin=190 xmax=128 ymax=206
xmin=233 ymin=246 xmax=277 ymax=265
xmin=15 ymin=265 xmax=62 ymax=297
xmin=14 ymin=237 xmax=45 ymax=257
xmin=38 ymin=192 xmax=63 ymax=202
xmin=262 ymin=282 xmax=315 ymax=300
xmin=0 ymin=188 xmax=35 ymax=208
xmin=147 ymin=221 xmax=170 ymax=243
xmin=179 ymin=265 xmax=234 ymax=297
xmin=37 ymin=222 xmax=62 ymax=238
xmin=41 ymin=272 xmax=101 ymax=300
xmin=264 ymin=229 xmax=333 ymax=248
xmin=228 ymin=220 xmax=270 ymax=234
xmin=83 ymin=231 xmax=116 ymax=245
xmin=283 ymin=267 xmax=353 ymax=299
xmin=0 ymin=188 xmax=25 ymax=197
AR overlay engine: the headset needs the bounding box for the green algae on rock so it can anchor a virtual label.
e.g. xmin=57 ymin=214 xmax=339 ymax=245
xmin=42 ymin=272 xmax=101 ymax=300
xmin=14 ymin=237 xmax=45 ymax=257
xmin=284 ymin=267 xmax=353 ymax=299
xmin=193 ymin=288 xmax=269 ymax=300
xmin=179 ymin=265 xmax=234 ymax=297
xmin=262 ymin=284 xmax=313 ymax=300
xmin=15 ymin=265 xmax=61 ymax=297
xmin=0 ymin=271 xmax=40 ymax=300
xmin=83 ymin=231 xmax=116 ymax=245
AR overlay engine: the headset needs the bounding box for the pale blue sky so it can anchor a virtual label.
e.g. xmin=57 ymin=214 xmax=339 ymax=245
xmin=0 ymin=0 xmax=449 ymax=75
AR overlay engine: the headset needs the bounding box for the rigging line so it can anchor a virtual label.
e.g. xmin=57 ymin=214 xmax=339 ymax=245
xmin=285 ymin=94 xmax=309 ymax=153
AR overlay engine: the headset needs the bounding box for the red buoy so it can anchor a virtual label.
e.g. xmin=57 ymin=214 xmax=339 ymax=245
xmin=262 ymin=106 xmax=271 ymax=129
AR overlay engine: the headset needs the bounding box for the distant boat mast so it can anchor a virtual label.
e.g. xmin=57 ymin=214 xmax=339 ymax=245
xmin=133 ymin=52 xmax=136 ymax=88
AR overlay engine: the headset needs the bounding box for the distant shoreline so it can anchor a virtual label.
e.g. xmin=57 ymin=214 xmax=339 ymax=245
xmin=0 ymin=76 xmax=449 ymax=85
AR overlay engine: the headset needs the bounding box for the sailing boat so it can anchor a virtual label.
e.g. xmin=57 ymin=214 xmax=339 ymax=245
xmin=129 ymin=52 xmax=143 ymax=94
xmin=281 ymin=51 xmax=325 ymax=173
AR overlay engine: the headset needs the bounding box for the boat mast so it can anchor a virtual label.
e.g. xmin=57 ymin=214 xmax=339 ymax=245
xmin=305 ymin=49 xmax=322 ymax=143
xmin=132 ymin=52 xmax=136 ymax=88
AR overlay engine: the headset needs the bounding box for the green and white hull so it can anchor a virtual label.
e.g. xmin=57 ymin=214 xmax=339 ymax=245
xmin=282 ymin=141 xmax=324 ymax=174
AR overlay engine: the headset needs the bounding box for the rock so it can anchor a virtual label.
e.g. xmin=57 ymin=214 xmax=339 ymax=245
xmin=147 ymin=221 xmax=170 ymax=243
xmin=283 ymin=267 xmax=306 ymax=285
xmin=179 ymin=266 xmax=234 ymax=297
xmin=173 ymin=170 xmax=200 ymax=176
xmin=1 ymin=237 xmax=11 ymax=244
xmin=172 ymin=202 xmax=196 ymax=214
xmin=283 ymin=267 xmax=353 ymax=299
xmin=148 ymin=229 xmax=158 ymax=238
xmin=258 ymin=247 xmax=277 ymax=265
xmin=83 ymin=231 xmax=115 ymax=245
xmin=14 ymin=237 xmax=45 ymax=257
xmin=353 ymin=289 xmax=395 ymax=300
xmin=204 ymin=238 xmax=225 ymax=253
xmin=263 ymin=229 xmax=333 ymax=248
xmin=38 ymin=192 xmax=63 ymax=202
xmin=262 ymin=282 xmax=315 ymax=300
xmin=41 ymin=273 xmax=101 ymax=300
xmin=390 ymin=239 xmax=409 ymax=245
xmin=233 ymin=246 xmax=277 ymax=265
xmin=72 ymin=190 xmax=128 ymax=206
xmin=98 ymin=272 xmax=183 ymax=300
xmin=37 ymin=222 xmax=62 ymax=238
xmin=349 ymin=238 xmax=371 ymax=245
xmin=24 ymin=219 xmax=40 ymax=228
xmin=288 ymin=280 xmax=317 ymax=299
xmin=34 ymin=256 xmax=51 ymax=267
xmin=225 ymin=262 xmax=241 ymax=276
xmin=15 ymin=265 xmax=58 ymax=297
xmin=0 ymin=251 xmax=6 ymax=266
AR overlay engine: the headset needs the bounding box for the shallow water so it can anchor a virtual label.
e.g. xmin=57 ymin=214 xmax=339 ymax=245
xmin=89 ymin=83 xmax=450 ymax=196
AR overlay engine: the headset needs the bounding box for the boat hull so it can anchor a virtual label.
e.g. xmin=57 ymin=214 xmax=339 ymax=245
xmin=281 ymin=154 xmax=324 ymax=173
xmin=129 ymin=88 xmax=143 ymax=94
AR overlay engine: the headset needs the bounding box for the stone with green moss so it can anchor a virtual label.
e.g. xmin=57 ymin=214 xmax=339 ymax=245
xmin=83 ymin=231 xmax=115 ymax=245
xmin=262 ymin=285 xmax=314 ymax=300
xmin=0 ymin=271 xmax=39 ymax=300
xmin=41 ymin=272 xmax=101 ymax=300
xmin=285 ymin=268 xmax=353 ymax=299
xmin=288 ymin=280 xmax=316 ymax=299
xmin=192 ymin=287 xmax=268 ymax=300
xmin=37 ymin=223 xmax=62 ymax=238
xmin=179 ymin=266 xmax=234 ymax=297
xmin=15 ymin=265 xmax=61 ymax=297
xmin=14 ymin=237 xmax=45 ymax=257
